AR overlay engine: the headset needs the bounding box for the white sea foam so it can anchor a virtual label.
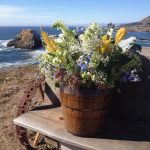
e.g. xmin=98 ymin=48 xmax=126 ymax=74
xmin=0 ymin=62 xmax=21 ymax=69
xmin=28 ymin=48 xmax=45 ymax=59
xmin=0 ymin=39 xmax=11 ymax=47
xmin=0 ymin=46 xmax=45 ymax=69
xmin=0 ymin=60 xmax=37 ymax=69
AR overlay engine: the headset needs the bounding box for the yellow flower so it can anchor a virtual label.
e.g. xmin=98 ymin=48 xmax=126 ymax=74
xmin=49 ymin=36 xmax=59 ymax=50
xmin=115 ymin=27 xmax=127 ymax=44
xmin=41 ymin=28 xmax=56 ymax=53
xmin=100 ymin=34 xmax=111 ymax=54
xmin=102 ymin=34 xmax=110 ymax=41
xmin=101 ymin=40 xmax=111 ymax=54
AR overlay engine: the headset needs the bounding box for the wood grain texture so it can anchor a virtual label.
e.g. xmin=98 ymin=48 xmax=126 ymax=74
xmin=60 ymin=88 xmax=112 ymax=137
xmin=14 ymin=107 xmax=150 ymax=150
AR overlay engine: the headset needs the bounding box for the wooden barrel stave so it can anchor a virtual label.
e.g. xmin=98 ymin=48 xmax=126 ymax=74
xmin=60 ymin=87 xmax=112 ymax=137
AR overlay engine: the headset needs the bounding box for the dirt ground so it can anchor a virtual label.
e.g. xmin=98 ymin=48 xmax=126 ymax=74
xmin=0 ymin=65 xmax=40 ymax=150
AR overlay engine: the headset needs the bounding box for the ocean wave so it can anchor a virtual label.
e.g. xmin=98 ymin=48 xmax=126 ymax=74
xmin=0 ymin=47 xmax=45 ymax=68
xmin=28 ymin=48 xmax=45 ymax=59
xmin=137 ymin=38 xmax=150 ymax=41
xmin=0 ymin=60 xmax=38 ymax=69
xmin=0 ymin=39 xmax=11 ymax=47
xmin=0 ymin=62 xmax=24 ymax=69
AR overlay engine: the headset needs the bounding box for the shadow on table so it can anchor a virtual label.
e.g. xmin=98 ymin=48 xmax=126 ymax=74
xmin=98 ymin=118 xmax=150 ymax=141
xmin=104 ymin=54 xmax=150 ymax=141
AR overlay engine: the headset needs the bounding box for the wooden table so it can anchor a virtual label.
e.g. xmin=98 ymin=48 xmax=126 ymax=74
xmin=14 ymin=105 xmax=150 ymax=150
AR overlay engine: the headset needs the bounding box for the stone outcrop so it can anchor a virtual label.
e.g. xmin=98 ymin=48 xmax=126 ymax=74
xmin=7 ymin=29 xmax=42 ymax=49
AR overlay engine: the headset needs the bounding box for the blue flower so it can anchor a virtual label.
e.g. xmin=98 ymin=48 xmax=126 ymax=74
xmin=128 ymin=75 xmax=135 ymax=81
xmin=80 ymin=63 xmax=87 ymax=71
xmin=128 ymin=75 xmax=141 ymax=82
xmin=122 ymin=69 xmax=141 ymax=83
xmin=127 ymin=69 xmax=141 ymax=82
xmin=84 ymin=61 xmax=88 ymax=65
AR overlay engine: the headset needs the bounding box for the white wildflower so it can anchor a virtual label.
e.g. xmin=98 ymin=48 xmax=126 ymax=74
xmin=118 ymin=37 xmax=136 ymax=53
xmin=107 ymin=28 xmax=114 ymax=37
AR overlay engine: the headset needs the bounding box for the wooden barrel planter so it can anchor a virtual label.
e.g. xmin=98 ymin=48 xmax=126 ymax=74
xmin=60 ymin=87 xmax=112 ymax=137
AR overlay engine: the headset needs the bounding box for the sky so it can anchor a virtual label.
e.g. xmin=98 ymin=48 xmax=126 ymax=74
xmin=0 ymin=0 xmax=150 ymax=26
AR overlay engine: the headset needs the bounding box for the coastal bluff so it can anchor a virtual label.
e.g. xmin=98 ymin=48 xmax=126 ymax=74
xmin=121 ymin=16 xmax=150 ymax=32
xmin=7 ymin=29 xmax=42 ymax=49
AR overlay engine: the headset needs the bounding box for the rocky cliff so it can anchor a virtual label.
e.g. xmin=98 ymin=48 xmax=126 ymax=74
xmin=121 ymin=16 xmax=150 ymax=32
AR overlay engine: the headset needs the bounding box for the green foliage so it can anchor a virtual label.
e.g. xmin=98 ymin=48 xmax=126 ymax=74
xmin=38 ymin=20 xmax=142 ymax=90
xmin=52 ymin=20 xmax=77 ymax=44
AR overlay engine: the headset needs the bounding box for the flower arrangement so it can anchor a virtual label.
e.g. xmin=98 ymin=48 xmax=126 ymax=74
xmin=38 ymin=21 xmax=142 ymax=90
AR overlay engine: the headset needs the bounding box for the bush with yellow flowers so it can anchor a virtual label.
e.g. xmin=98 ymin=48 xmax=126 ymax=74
xmin=38 ymin=21 xmax=142 ymax=90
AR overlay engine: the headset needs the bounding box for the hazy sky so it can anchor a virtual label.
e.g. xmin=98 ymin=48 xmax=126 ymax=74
xmin=0 ymin=0 xmax=149 ymax=26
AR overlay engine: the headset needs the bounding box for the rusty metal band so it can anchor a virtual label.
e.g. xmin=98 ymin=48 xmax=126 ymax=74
xmin=16 ymin=76 xmax=45 ymax=150
xmin=62 ymin=105 xmax=110 ymax=112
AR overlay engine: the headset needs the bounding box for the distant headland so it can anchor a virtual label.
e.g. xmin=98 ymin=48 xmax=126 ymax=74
xmin=120 ymin=16 xmax=150 ymax=32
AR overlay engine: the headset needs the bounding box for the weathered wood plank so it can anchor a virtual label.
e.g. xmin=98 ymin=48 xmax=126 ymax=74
xmin=14 ymin=106 xmax=150 ymax=150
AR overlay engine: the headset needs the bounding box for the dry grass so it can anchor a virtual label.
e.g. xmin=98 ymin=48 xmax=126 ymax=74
xmin=0 ymin=64 xmax=40 ymax=150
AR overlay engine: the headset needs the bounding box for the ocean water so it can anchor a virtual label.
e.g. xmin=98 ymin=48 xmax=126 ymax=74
xmin=0 ymin=26 xmax=61 ymax=69
xmin=127 ymin=32 xmax=150 ymax=47
xmin=0 ymin=26 xmax=150 ymax=69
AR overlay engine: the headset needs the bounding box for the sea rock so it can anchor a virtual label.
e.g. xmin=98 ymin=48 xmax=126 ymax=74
xmin=7 ymin=29 xmax=42 ymax=49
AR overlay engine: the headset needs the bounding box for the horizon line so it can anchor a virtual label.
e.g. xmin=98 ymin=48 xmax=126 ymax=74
xmin=0 ymin=23 xmax=123 ymax=27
